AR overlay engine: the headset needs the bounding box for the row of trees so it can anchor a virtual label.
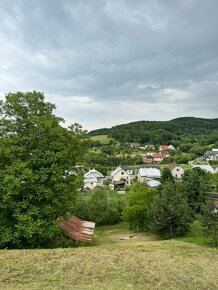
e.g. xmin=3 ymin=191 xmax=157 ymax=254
xmin=123 ymin=168 xmax=217 ymax=244
xmin=89 ymin=117 xmax=218 ymax=148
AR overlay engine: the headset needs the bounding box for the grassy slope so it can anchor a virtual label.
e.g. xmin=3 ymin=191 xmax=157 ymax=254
xmin=0 ymin=224 xmax=217 ymax=290
xmin=90 ymin=135 xmax=112 ymax=144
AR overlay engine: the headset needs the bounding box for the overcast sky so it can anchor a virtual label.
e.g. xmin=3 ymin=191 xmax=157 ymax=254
xmin=0 ymin=0 xmax=218 ymax=130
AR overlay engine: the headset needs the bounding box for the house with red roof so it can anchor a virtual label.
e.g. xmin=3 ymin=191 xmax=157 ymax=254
xmin=153 ymin=153 xmax=164 ymax=162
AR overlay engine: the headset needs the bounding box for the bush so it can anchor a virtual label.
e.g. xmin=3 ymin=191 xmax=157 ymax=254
xmin=123 ymin=183 xmax=156 ymax=230
xmin=75 ymin=188 xmax=125 ymax=226
xmin=148 ymin=182 xmax=192 ymax=238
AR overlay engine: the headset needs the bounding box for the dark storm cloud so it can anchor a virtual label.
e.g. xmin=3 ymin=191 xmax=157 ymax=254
xmin=0 ymin=0 xmax=218 ymax=129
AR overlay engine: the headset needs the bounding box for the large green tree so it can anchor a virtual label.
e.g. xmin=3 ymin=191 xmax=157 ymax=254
xmin=0 ymin=91 xmax=85 ymax=248
xmin=183 ymin=168 xmax=211 ymax=215
xmin=148 ymin=182 xmax=191 ymax=238
xmin=123 ymin=182 xmax=156 ymax=230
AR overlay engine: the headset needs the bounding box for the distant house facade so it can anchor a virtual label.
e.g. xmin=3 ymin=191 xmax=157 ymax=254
xmin=170 ymin=164 xmax=184 ymax=179
xmin=84 ymin=169 xmax=104 ymax=190
xmin=110 ymin=166 xmax=134 ymax=188
xmin=153 ymin=153 xmax=164 ymax=163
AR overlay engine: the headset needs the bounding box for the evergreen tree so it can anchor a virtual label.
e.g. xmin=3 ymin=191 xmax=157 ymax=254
xmin=201 ymin=198 xmax=218 ymax=246
xmin=149 ymin=182 xmax=191 ymax=238
xmin=160 ymin=168 xmax=174 ymax=184
xmin=183 ymin=168 xmax=211 ymax=215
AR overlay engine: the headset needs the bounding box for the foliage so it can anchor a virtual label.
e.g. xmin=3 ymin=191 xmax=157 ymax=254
xmin=75 ymin=188 xmax=125 ymax=226
xmin=89 ymin=117 xmax=218 ymax=151
xmin=123 ymin=183 xmax=156 ymax=230
xmin=160 ymin=168 xmax=174 ymax=184
xmin=201 ymin=199 xmax=218 ymax=246
xmin=0 ymin=91 xmax=85 ymax=248
xmin=148 ymin=182 xmax=192 ymax=238
xmin=183 ymin=168 xmax=211 ymax=215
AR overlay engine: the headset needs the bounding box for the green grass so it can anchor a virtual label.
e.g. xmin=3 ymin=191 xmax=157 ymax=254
xmin=177 ymin=220 xmax=217 ymax=247
xmin=90 ymin=135 xmax=113 ymax=144
xmin=0 ymin=223 xmax=217 ymax=290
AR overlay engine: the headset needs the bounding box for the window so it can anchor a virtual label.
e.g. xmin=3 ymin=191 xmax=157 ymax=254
xmin=121 ymin=172 xmax=124 ymax=175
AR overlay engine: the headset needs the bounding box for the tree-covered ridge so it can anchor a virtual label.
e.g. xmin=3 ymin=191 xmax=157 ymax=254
xmin=88 ymin=117 xmax=218 ymax=145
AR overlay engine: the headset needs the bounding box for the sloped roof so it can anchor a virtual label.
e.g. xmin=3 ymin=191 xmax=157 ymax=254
xmin=59 ymin=216 xmax=95 ymax=243
xmin=147 ymin=180 xmax=161 ymax=188
xmin=139 ymin=167 xmax=161 ymax=178
xmin=111 ymin=166 xmax=131 ymax=177
xmin=169 ymin=164 xmax=183 ymax=171
xmin=84 ymin=177 xmax=98 ymax=183
xmin=121 ymin=166 xmax=132 ymax=172
xmin=84 ymin=169 xmax=104 ymax=178
xmin=153 ymin=153 xmax=163 ymax=158
xmin=192 ymin=165 xmax=214 ymax=173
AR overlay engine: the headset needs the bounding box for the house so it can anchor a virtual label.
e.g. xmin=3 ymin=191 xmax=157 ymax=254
xmin=192 ymin=164 xmax=215 ymax=174
xmin=110 ymin=166 xmax=134 ymax=187
xmin=138 ymin=167 xmax=161 ymax=183
xmin=159 ymin=145 xmax=169 ymax=151
xmin=130 ymin=143 xmax=140 ymax=149
xmin=83 ymin=169 xmax=104 ymax=190
xmin=169 ymin=164 xmax=184 ymax=179
xmin=145 ymin=144 xmax=155 ymax=150
xmin=159 ymin=145 xmax=175 ymax=151
xmin=153 ymin=153 xmax=164 ymax=163
xmin=143 ymin=157 xmax=153 ymax=164
xmin=168 ymin=145 xmax=175 ymax=150
xmin=203 ymin=150 xmax=218 ymax=161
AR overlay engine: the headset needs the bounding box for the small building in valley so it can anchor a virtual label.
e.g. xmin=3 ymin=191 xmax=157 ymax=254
xmin=170 ymin=164 xmax=184 ymax=179
xmin=83 ymin=169 xmax=104 ymax=190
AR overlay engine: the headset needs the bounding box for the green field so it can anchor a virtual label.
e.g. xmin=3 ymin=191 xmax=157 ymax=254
xmin=0 ymin=223 xmax=217 ymax=290
xmin=90 ymin=135 xmax=112 ymax=144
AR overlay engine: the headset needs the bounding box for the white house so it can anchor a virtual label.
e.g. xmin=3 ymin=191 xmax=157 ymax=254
xmin=110 ymin=166 xmax=134 ymax=186
xmin=84 ymin=169 xmax=104 ymax=190
xmin=170 ymin=164 xmax=184 ymax=179
xmin=138 ymin=167 xmax=161 ymax=183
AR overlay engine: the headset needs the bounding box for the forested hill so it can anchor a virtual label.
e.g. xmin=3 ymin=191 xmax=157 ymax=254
xmin=88 ymin=117 xmax=218 ymax=145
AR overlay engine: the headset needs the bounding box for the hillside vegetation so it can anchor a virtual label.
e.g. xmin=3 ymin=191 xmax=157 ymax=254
xmin=0 ymin=224 xmax=217 ymax=290
xmin=89 ymin=117 xmax=218 ymax=145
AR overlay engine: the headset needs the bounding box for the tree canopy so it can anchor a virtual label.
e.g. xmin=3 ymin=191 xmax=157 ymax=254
xmin=0 ymin=91 xmax=85 ymax=248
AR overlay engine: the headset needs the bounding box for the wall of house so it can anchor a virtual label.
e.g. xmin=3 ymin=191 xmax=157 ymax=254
xmin=84 ymin=181 xmax=98 ymax=190
xmin=137 ymin=172 xmax=147 ymax=183
xmin=171 ymin=166 xmax=184 ymax=179
xmin=112 ymin=170 xmax=131 ymax=185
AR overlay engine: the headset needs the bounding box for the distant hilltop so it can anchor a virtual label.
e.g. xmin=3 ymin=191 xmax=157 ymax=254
xmin=88 ymin=117 xmax=218 ymax=144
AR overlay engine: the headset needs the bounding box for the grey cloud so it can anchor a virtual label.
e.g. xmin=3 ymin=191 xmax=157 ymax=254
xmin=0 ymin=0 xmax=218 ymax=129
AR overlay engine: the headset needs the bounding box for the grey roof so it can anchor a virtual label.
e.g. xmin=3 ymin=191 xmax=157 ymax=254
xmin=84 ymin=177 xmax=98 ymax=183
xmin=121 ymin=166 xmax=132 ymax=171
xmin=84 ymin=169 xmax=104 ymax=179
xmin=139 ymin=167 xmax=161 ymax=178
xmin=192 ymin=165 xmax=214 ymax=173
xmin=147 ymin=180 xmax=161 ymax=188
